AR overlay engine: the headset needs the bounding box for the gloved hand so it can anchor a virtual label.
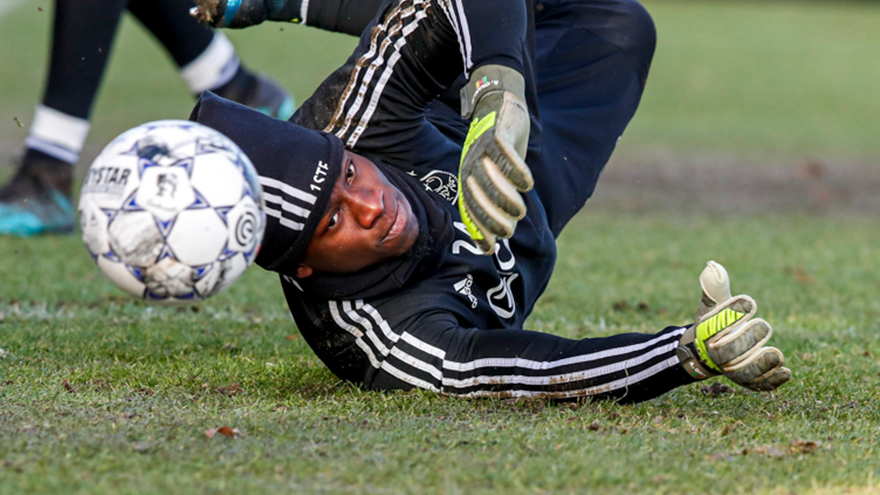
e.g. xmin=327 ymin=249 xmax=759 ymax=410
xmin=457 ymin=65 xmax=532 ymax=255
xmin=677 ymin=261 xmax=792 ymax=391
xmin=190 ymin=0 xmax=275 ymax=28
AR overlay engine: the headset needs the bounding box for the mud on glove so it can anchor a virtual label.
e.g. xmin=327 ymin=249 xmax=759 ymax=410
xmin=677 ymin=261 xmax=792 ymax=392
xmin=457 ymin=65 xmax=533 ymax=255
xmin=191 ymin=0 xmax=288 ymax=28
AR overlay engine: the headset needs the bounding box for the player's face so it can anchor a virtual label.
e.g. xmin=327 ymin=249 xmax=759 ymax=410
xmin=296 ymin=151 xmax=420 ymax=277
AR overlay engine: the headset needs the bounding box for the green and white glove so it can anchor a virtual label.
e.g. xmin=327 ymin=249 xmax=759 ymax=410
xmin=458 ymin=65 xmax=533 ymax=255
xmin=676 ymin=261 xmax=792 ymax=392
xmin=191 ymin=0 xmax=277 ymax=28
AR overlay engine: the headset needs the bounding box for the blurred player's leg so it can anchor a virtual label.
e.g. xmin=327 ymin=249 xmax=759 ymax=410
xmin=0 ymin=0 xmax=295 ymax=237
xmin=0 ymin=0 xmax=127 ymax=236
xmin=129 ymin=0 xmax=295 ymax=120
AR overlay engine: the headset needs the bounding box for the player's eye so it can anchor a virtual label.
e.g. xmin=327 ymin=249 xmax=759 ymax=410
xmin=345 ymin=162 xmax=356 ymax=184
xmin=327 ymin=209 xmax=340 ymax=229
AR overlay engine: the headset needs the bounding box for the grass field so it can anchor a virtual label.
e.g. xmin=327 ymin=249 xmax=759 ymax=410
xmin=2 ymin=1 xmax=880 ymax=494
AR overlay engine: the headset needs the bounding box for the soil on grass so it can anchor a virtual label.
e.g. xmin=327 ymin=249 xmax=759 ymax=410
xmin=593 ymin=152 xmax=880 ymax=214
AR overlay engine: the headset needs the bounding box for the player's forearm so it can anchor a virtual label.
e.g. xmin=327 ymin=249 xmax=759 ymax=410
xmin=192 ymin=0 xmax=530 ymax=74
xmin=365 ymin=323 xmax=697 ymax=403
xmin=295 ymin=0 xmax=532 ymax=160
xmin=433 ymin=0 xmax=528 ymax=77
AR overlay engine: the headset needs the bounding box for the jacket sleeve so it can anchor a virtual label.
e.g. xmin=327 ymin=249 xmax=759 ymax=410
xmin=292 ymin=0 xmax=530 ymax=168
xmin=286 ymin=282 xmax=698 ymax=404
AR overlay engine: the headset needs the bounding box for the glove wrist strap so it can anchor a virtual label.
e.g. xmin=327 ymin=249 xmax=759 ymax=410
xmin=460 ymin=64 xmax=526 ymax=119
xmin=677 ymin=325 xmax=721 ymax=380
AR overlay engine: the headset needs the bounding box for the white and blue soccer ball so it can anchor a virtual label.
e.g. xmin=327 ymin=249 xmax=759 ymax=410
xmin=78 ymin=120 xmax=265 ymax=305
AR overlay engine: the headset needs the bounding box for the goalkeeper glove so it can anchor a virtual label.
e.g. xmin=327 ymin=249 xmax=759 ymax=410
xmin=190 ymin=0 xmax=282 ymax=28
xmin=677 ymin=261 xmax=792 ymax=392
xmin=457 ymin=65 xmax=533 ymax=255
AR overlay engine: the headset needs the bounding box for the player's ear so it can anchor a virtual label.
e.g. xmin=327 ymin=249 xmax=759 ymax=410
xmin=296 ymin=264 xmax=313 ymax=279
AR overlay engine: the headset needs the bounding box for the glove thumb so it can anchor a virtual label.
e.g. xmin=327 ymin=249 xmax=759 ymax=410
xmin=697 ymin=261 xmax=732 ymax=319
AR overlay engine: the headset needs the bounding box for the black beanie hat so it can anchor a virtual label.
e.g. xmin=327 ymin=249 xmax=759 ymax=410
xmin=189 ymin=91 xmax=343 ymax=275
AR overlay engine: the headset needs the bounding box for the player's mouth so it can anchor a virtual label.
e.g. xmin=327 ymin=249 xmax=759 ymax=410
xmin=382 ymin=198 xmax=407 ymax=244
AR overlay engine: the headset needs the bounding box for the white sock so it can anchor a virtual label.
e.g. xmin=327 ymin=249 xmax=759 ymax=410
xmin=180 ymin=32 xmax=240 ymax=94
xmin=25 ymin=105 xmax=90 ymax=164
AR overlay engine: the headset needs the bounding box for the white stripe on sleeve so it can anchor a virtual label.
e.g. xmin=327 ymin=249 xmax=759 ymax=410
xmin=333 ymin=2 xmax=427 ymax=143
xmin=461 ymin=356 xmax=683 ymax=399
xmin=329 ymin=300 xmax=685 ymax=400
xmin=442 ymin=328 xmax=686 ymax=373
xmin=451 ymin=0 xmax=473 ymax=71
xmin=343 ymin=301 xmax=392 ymax=356
xmin=347 ymin=10 xmax=429 ymax=146
xmin=329 ymin=301 xmax=382 ymax=369
xmin=441 ymin=340 xmax=681 ymax=390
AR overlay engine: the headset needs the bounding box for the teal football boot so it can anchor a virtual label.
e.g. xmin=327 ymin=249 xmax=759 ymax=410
xmin=247 ymin=75 xmax=296 ymax=121
xmin=0 ymin=151 xmax=75 ymax=237
xmin=221 ymin=74 xmax=295 ymax=121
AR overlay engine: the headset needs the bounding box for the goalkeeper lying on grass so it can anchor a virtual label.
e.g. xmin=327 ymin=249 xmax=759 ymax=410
xmin=188 ymin=0 xmax=791 ymax=399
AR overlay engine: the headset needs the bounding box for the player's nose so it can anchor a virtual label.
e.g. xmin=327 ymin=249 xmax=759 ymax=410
xmin=348 ymin=188 xmax=384 ymax=229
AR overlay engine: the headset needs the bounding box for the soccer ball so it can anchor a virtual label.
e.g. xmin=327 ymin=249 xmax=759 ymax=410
xmin=78 ymin=120 xmax=265 ymax=305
